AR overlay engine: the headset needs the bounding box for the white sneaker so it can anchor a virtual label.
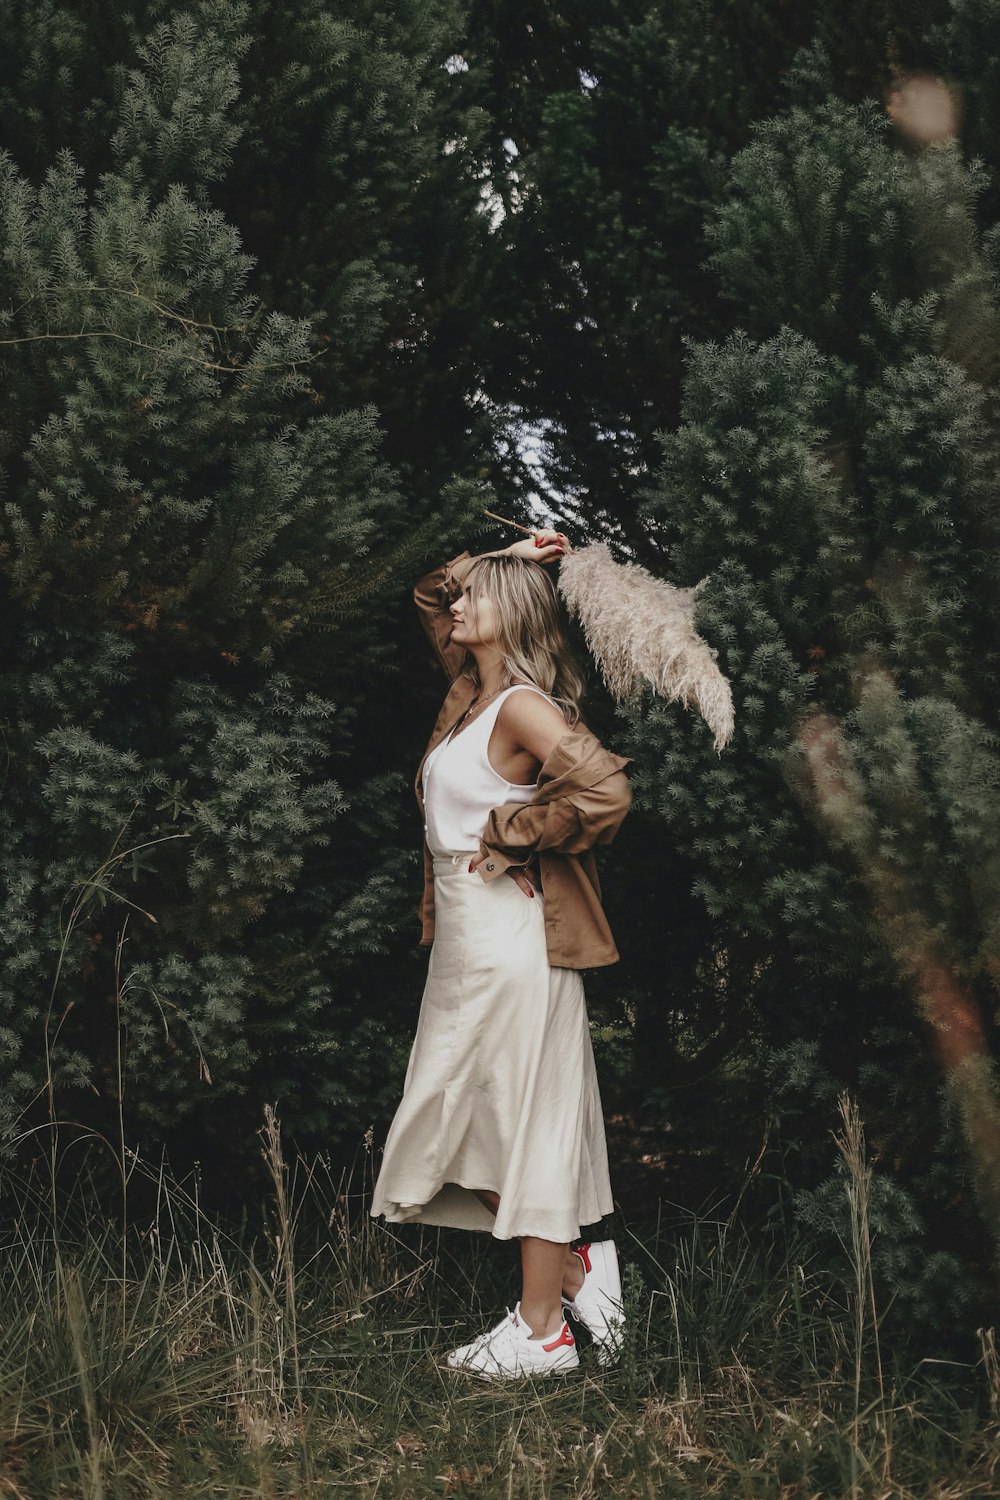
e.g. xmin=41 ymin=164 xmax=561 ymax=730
xmin=445 ymin=1301 xmax=579 ymax=1379
xmin=560 ymin=1240 xmax=625 ymax=1367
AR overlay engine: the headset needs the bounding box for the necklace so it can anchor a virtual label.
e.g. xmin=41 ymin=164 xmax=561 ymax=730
xmin=451 ymin=681 xmax=509 ymax=738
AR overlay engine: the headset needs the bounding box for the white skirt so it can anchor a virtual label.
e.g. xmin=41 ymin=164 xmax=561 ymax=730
xmin=369 ymin=851 xmax=615 ymax=1243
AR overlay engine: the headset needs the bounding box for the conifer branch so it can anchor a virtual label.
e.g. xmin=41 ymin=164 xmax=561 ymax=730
xmin=0 ymin=282 xmax=325 ymax=373
xmin=0 ymin=326 xmax=324 ymax=374
xmin=6 ymin=281 xmax=252 ymax=339
xmin=97 ymin=280 xmax=244 ymax=336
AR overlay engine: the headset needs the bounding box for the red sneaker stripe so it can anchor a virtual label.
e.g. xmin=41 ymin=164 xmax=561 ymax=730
xmin=575 ymin=1242 xmax=592 ymax=1274
xmin=542 ymin=1321 xmax=575 ymax=1352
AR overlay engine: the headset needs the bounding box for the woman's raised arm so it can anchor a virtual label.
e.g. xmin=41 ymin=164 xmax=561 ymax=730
xmin=413 ymin=551 xmax=476 ymax=679
xmin=413 ymin=531 xmax=568 ymax=679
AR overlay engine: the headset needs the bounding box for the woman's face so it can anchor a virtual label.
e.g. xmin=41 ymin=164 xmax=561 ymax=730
xmin=449 ymin=587 xmax=498 ymax=649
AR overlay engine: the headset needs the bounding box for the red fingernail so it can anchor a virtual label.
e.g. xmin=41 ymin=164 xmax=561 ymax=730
xmin=528 ymin=888 xmax=534 ymax=897
xmin=534 ymin=537 xmax=543 ymax=547
xmin=468 ymin=861 xmax=475 ymax=872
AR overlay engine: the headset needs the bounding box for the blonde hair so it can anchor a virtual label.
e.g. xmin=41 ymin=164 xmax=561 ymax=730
xmin=460 ymin=555 xmax=586 ymax=724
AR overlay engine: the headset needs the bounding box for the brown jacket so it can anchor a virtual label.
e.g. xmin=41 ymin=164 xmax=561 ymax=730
xmin=413 ymin=551 xmax=633 ymax=968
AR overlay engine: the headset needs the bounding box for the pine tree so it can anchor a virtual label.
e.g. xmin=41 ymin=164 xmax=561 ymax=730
xmin=210 ymin=0 xmax=499 ymax=495
xmin=636 ymin=92 xmax=1000 ymax=1302
xmin=464 ymin=0 xmax=946 ymax=532
xmin=0 ymin=1 xmax=483 ymax=1185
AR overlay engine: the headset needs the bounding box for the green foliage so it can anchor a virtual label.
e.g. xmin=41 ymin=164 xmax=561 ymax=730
xmin=632 ymin=82 xmax=1000 ymax=1288
xmin=794 ymin=1153 xmax=972 ymax=1332
xmin=214 ymin=0 xmax=496 ymax=492
xmin=930 ymin=1 xmax=1000 ymax=220
xmin=0 ymin=0 xmax=484 ymax=1171
xmin=2 ymin=0 xmax=998 ymax=1336
xmin=706 ymin=102 xmax=919 ymax=349
xmin=112 ymin=4 xmax=250 ymax=188
xmin=480 ymin=0 xmax=821 ymax=524
xmin=467 ymin=3 xmax=951 ymax=528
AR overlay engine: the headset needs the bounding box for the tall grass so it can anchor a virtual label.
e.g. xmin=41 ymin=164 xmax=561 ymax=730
xmin=0 ymin=1107 xmax=996 ymax=1499
xmin=3 ymin=827 xmax=994 ymax=1493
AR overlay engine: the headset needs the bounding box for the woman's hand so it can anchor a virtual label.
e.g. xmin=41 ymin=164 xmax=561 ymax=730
xmin=505 ymin=527 xmax=571 ymax=564
xmin=509 ymin=864 xmax=537 ymax=897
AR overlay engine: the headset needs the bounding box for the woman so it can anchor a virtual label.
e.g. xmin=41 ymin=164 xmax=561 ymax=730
xmin=370 ymin=527 xmax=633 ymax=1378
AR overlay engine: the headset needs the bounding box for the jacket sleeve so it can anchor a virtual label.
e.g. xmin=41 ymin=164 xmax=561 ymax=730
xmin=413 ymin=551 xmax=480 ymax=679
xmin=475 ymin=745 xmax=633 ymax=881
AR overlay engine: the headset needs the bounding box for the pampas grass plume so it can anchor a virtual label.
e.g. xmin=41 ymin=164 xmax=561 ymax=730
xmin=558 ymin=544 xmax=735 ymax=751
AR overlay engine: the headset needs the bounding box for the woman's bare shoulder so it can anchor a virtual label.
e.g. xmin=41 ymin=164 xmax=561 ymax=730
xmin=497 ymin=685 xmax=569 ymax=761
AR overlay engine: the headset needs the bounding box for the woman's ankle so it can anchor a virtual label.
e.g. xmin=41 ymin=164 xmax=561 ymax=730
xmin=562 ymin=1247 xmax=585 ymax=1299
xmin=520 ymin=1298 xmax=566 ymax=1340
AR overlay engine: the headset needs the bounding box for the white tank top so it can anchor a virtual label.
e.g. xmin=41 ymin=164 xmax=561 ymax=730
xmin=421 ymin=684 xmax=551 ymax=856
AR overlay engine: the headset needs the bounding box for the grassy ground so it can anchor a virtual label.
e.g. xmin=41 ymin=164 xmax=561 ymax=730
xmin=1 ymin=1102 xmax=997 ymax=1499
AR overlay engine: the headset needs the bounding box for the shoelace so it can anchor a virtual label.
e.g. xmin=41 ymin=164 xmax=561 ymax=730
xmin=464 ymin=1308 xmax=515 ymax=1353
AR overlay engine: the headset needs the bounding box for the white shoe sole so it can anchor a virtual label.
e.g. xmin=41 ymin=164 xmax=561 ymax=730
xmin=446 ymin=1350 xmax=579 ymax=1380
xmin=444 ymin=1302 xmax=580 ymax=1379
